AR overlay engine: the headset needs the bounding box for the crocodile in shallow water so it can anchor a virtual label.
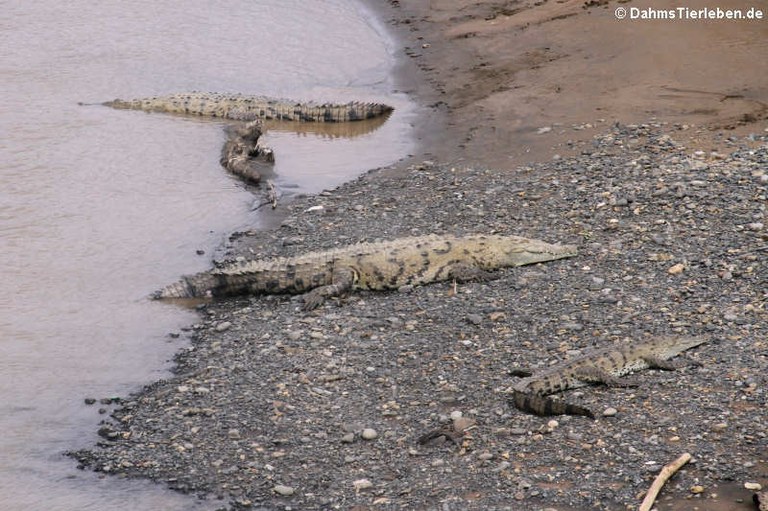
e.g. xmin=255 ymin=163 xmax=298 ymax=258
xmin=219 ymin=121 xmax=274 ymax=185
xmin=103 ymin=92 xmax=393 ymax=122
xmin=510 ymin=336 xmax=707 ymax=418
xmin=153 ymin=234 xmax=578 ymax=310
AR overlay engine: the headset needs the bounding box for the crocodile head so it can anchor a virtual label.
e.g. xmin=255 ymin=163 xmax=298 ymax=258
xmin=499 ymin=236 xmax=578 ymax=266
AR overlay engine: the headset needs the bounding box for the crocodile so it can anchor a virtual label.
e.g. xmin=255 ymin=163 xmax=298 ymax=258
xmin=219 ymin=121 xmax=274 ymax=185
xmin=153 ymin=234 xmax=578 ymax=310
xmin=510 ymin=336 xmax=707 ymax=418
xmin=103 ymin=92 xmax=393 ymax=122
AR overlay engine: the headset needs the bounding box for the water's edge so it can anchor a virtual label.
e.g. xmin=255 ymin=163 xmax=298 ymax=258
xmin=0 ymin=1 xmax=414 ymax=509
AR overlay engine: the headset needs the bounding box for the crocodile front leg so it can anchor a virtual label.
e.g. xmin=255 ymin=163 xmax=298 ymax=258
xmin=301 ymin=267 xmax=357 ymax=310
xmin=447 ymin=262 xmax=499 ymax=282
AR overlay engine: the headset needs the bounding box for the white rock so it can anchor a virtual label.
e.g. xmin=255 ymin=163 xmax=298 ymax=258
xmin=273 ymin=484 xmax=295 ymax=496
xmin=353 ymin=478 xmax=373 ymax=491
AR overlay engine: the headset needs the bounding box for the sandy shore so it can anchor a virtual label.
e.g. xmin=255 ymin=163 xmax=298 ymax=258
xmin=375 ymin=0 xmax=767 ymax=167
xmin=71 ymin=1 xmax=767 ymax=510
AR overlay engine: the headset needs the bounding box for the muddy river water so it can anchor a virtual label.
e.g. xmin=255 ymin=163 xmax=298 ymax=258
xmin=0 ymin=1 xmax=413 ymax=509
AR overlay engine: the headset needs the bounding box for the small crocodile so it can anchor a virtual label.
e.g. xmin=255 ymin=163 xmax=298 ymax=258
xmin=153 ymin=234 xmax=578 ymax=309
xmin=510 ymin=336 xmax=707 ymax=418
xmin=103 ymin=92 xmax=393 ymax=122
xmin=220 ymin=121 xmax=274 ymax=185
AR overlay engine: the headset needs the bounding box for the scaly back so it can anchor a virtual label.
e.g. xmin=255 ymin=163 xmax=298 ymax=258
xmin=104 ymin=92 xmax=393 ymax=122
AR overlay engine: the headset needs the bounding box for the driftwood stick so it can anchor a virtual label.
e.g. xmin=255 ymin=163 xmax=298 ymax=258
xmin=638 ymin=452 xmax=692 ymax=511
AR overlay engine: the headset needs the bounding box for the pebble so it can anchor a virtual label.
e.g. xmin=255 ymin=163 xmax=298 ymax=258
xmin=228 ymin=429 xmax=241 ymax=440
xmin=668 ymin=263 xmax=686 ymax=275
xmin=273 ymin=484 xmax=295 ymax=496
xmin=744 ymin=482 xmax=762 ymax=491
xmin=603 ymin=407 xmax=618 ymax=417
xmin=466 ymin=314 xmax=483 ymax=325
xmin=341 ymin=432 xmax=355 ymax=443
xmin=353 ymin=478 xmax=373 ymax=491
xmin=361 ymin=428 xmax=378 ymax=440
xmin=691 ymin=485 xmax=705 ymax=494
xmin=494 ymin=461 xmax=511 ymax=472
xmin=215 ymin=321 xmax=231 ymax=332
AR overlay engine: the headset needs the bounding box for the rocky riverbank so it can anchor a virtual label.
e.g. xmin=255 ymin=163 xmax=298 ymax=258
xmin=70 ymin=0 xmax=767 ymax=509
xmin=71 ymin=123 xmax=767 ymax=510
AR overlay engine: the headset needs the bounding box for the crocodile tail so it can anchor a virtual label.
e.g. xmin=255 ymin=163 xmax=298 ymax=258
xmin=152 ymin=273 xmax=218 ymax=300
xmin=510 ymin=389 xmax=595 ymax=419
xmin=103 ymin=98 xmax=143 ymax=110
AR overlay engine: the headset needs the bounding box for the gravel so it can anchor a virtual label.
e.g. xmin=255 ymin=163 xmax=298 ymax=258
xmin=69 ymin=124 xmax=767 ymax=510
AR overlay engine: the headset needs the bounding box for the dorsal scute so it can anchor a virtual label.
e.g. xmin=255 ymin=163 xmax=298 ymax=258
xmin=212 ymin=234 xmax=465 ymax=275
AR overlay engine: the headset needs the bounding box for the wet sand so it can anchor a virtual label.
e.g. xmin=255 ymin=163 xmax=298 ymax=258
xmin=374 ymin=0 xmax=767 ymax=167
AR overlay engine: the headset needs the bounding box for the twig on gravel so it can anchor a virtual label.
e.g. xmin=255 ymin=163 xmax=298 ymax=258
xmin=638 ymin=452 xmax=692 ymax=511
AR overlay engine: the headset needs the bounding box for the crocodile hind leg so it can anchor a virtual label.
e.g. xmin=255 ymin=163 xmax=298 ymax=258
xmin=301 ymin=267 xmax=357 ymax=310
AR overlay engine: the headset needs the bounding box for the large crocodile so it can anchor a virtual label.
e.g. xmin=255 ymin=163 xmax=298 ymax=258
xmin=153 ymin=234 xmax=578 ymax=310
xmin=103 ymin=92 xmax=393 ymax=122
xmin=510 ymin=336 xmax=707 ymax=418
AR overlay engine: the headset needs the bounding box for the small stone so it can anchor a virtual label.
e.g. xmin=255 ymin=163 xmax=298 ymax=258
xmin=273 ymin=484 xmax=295 ymax=496
xmin=711 ymin=422 xmax=728 ymax=432
xmin=603 ymin=407 xmax=618 ymax=417
xmin=215 ymin=321 xmax=231 ymax=332
xmin=228 ymin=429 xmax=241 ymax=440
xmin=668 ymin=263 xmax=686 ymax=275
xmin=744 ymin=482 xmax=762 ymax=491
xmin=537 ymin=126 xmax=552 ymax=134
xmin=453 ymin=416 xmax=475 ymax=432
xmin=495 ymin=461 xmax=511 ymax=472
xmin=353 ymin=478 xmax=373 ymax=491
xmin=361 ymin=428 xmax=378 ymax=440
xmin=466 ymin=314 xmax=483 ymax=325
xmin=341 ymin=432 xmax=355 ymax=443
xmin=748 ymin=222 xmax=764 ymax=231
xmin=489 ymin=311 xmax=506 ymax=322
xmin=84 ymin=398 xmax=96 ymax=405
xmin=477 ymin=452 xmax=494 ymax=461
xmin=691 ymin=485 xmax=705 ymax=494
xmin=546 ymin=420 xmax=559 ymax=430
